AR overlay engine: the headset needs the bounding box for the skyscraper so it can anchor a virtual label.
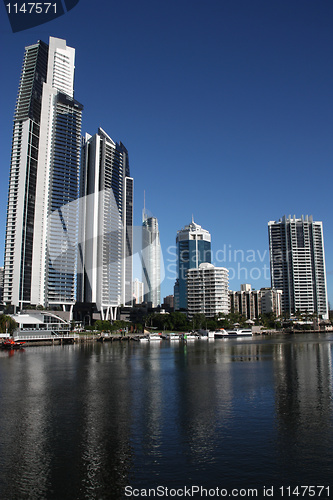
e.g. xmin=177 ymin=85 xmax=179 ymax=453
xmin=174 ymin=218 xmax=211 ymax=310
xmin=268 ymin=215 xmax=328 ymax=319
xmin=3 ymin=37 xmax=83 ymax=312
xmin=77 ymin=128 xmax=133 ymax=320
xmin=142 ymin=209 xmax=161 ymax=307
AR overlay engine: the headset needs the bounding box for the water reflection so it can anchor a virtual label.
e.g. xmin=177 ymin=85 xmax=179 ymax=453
xmin=0 ymin=335 xmax=332 ymax=498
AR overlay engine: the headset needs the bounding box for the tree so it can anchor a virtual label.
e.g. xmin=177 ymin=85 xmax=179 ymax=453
xmin=0 ymin=315 xmax=18 ymax=334
xmin=95 ymin=320 xmax=112 ymax=332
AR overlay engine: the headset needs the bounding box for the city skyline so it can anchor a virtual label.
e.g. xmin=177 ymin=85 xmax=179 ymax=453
xmin=0 ymin=1 xmax=332 ymax=305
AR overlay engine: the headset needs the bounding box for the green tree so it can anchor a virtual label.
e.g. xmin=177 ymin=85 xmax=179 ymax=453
xmin=0 ymin=315 xmax=18 ymax=334
xmin=95 ymin=320 xmax=112 ymax=332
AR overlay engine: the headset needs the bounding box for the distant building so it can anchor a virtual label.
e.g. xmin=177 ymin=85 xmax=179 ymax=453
xmin=187 ymin=263 xmax=229 ymax=318
xmin=260 ymin=288 xmax=283 ymax=317
xmin=142 ymin=211 xmax=161 ymax=307
xmin=229 ymin=284 xmax=282 ymax=319
xmin=268 ymin=215 xmax=328 ymax=319
xmin=78 ymin=128 xmax=133 ymax=320
xmin=174 ymin=218 xmax=211 ymax=310
xmin=162 ymin=295 xmax=174 ymax=311
xmin=133 ymin=279 xmax=144 ymax=305
xmin=229 ymin=284 xmax=261 ymax=320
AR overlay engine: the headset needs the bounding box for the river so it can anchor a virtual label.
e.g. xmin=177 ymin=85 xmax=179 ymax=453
xmin=0 ymin=334 xmax=332 ymax=499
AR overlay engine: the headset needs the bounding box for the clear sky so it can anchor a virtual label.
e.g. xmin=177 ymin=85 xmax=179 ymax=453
xmin=1 ymin=0 xmax=332 ymax=305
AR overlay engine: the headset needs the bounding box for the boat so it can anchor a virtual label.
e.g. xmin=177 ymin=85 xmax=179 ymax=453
xmin=1 ymin=338 xmax=26 ymax=349
xmin=183 ymin=333 xmax=197 ymax=341
xmin=214 ymin=329 xmax=252 ymax=338
xmin=167 ymin=333 xmax=180 ymax=341
xmin=148 ymin=333 xmax=162 ymax=341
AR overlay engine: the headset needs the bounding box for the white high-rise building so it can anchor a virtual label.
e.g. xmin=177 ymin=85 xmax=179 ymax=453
xmin=77 ymin=128 xmax=133 ymax=320
xmin=187 ymin=263 xmax=229 ymax=318
xmin=3 ymin=37 xmax=83 ymax=313
xmin=142 ymin=210 xmax=161 ymax=307
xmin=133 ymin=278 xmax=144 ymax=305
xmin=268 ymin=215 xmax=328 ymax=319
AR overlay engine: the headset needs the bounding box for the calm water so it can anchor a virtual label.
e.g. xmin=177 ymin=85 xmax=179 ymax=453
xmin=0 ymin=334 xmax=332 ymax=499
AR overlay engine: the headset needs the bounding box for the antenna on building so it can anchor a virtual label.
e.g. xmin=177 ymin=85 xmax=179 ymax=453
xmin=142 ymin=190 xmax=146 ymax=222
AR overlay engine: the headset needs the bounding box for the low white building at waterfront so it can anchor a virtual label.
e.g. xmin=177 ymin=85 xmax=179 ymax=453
xmin=11 ymin=311 xmax=70 ymax=334
xmin=187 ymin=263 xmax=229 ymax=318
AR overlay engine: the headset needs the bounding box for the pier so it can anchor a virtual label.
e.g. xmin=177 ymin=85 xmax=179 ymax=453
xmin=14 ymin=332 xmax=79 ymax=345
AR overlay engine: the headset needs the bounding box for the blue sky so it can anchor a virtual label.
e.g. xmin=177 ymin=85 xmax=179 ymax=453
xmin=1 ymin=0 xmax=332 ymax=305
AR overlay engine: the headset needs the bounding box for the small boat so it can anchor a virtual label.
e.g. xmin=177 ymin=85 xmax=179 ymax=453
xmin=148 ymin=333 xmax=162 ymax=341
xmin=167 ymin=333 xmax=180 ymax=341
xmin=183 ymin=333 xmax=197 ymax=341
xmin=1 ymin=338 xmax=26 ymax=349
xmin=214 ymin=329 xmax=252 ymax=338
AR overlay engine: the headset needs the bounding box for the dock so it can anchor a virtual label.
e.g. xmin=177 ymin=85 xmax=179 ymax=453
xmin=13 ymin=332 xmax=79 ymax=345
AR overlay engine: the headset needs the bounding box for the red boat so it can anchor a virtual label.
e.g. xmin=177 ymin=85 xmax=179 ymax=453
xmin=1 ymin=338 xmax=26 ymax=350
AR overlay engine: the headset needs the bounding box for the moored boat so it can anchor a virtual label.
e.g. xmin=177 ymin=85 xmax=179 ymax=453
xmin=167 ymin=333 xmax=180 ymax=340
xmin=183 ymin=333 xmax=197 ymax=341
xmin=1 ymin=338 xmax=26 ymax=349
xmin=214 ymin=329 xmax=252 ymax=338
xmin=148 ymin=333 xmax=162 ymax=341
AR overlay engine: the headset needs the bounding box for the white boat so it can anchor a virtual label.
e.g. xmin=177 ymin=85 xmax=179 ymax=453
xmin=184 ymin=334 xmax=197 ymax=341
xmin=168 ymin=333 xmax=180 ymax=340
xmin=148 ymin=334 xmax=162 ymax=341
xmin=140 ymin=336 xmax=149 ymax=342
xmin=215 ymin=329 xmax=252 ymax=338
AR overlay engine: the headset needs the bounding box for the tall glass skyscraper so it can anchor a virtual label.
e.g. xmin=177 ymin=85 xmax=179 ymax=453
xmin=3 ymin=37 xmax=83 ymax=312
xmin=174 ymin=218 xmax=211 ymax=310
xmin=78 ymin=128 xmax=133 ymax=320
xmin=142 ymin=211 xmax=161 ymax=307
xmin=268 ymin=215 xmax=328 ymax=319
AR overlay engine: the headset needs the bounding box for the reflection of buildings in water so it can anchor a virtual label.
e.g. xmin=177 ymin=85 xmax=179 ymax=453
xmin=129 ymin=343 xmax=163 ymax=460
xmin=272 ymin=340 xmax=333 ymax=478
xmin=78 ymin=344 xmax=133 ymax=497
xmin=174 ymin=344 xmax=234 ymax=462
xmin=0 ymin=351 xmax=52 ymax=498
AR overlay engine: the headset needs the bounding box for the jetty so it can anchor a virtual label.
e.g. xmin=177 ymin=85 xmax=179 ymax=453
xmin=14 ymin=332 xmax=78 ymax=345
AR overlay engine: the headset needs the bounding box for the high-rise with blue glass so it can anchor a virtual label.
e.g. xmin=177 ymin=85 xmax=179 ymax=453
xmin=174 ymin=218 xmax=211 ymax=310
xmin=3 ymin=37 xmax=83 ymax=314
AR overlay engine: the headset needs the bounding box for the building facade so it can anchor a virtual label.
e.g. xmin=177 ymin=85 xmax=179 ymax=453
xmin=260 ymin=287 xmax=283 ymax=317
xmin=187 ymin=263 xmax=229 ymax=318
xmin=133 ymin=278 xmax=144 ymax=305
xmin=77 ymin=128 xmax=133 ymax=320
xmin=142 ymin=212 xmax=161 ymax=307
xmin=174 ymin=218 xmax=211 ymax=310
xmin=3 ymin=37 xmax=83 ymax=313
xmin=268 ymin=215 xmax=328 ymax=319
xmin=229 ymin=284 xmax=282 ymax=319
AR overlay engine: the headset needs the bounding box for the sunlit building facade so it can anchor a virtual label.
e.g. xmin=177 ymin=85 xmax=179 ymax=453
xmin=187 ymin=263 xmax=229 ymax=318
xmin=268 ymin=215 xmax=328 ymax=319
xmin=78 ymin=128 xmax=133 ymax=320
xmin=142 ymin=213 xmax=161 ymax=307
xmin=3 ymin=37 xmax=83 ymax=314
